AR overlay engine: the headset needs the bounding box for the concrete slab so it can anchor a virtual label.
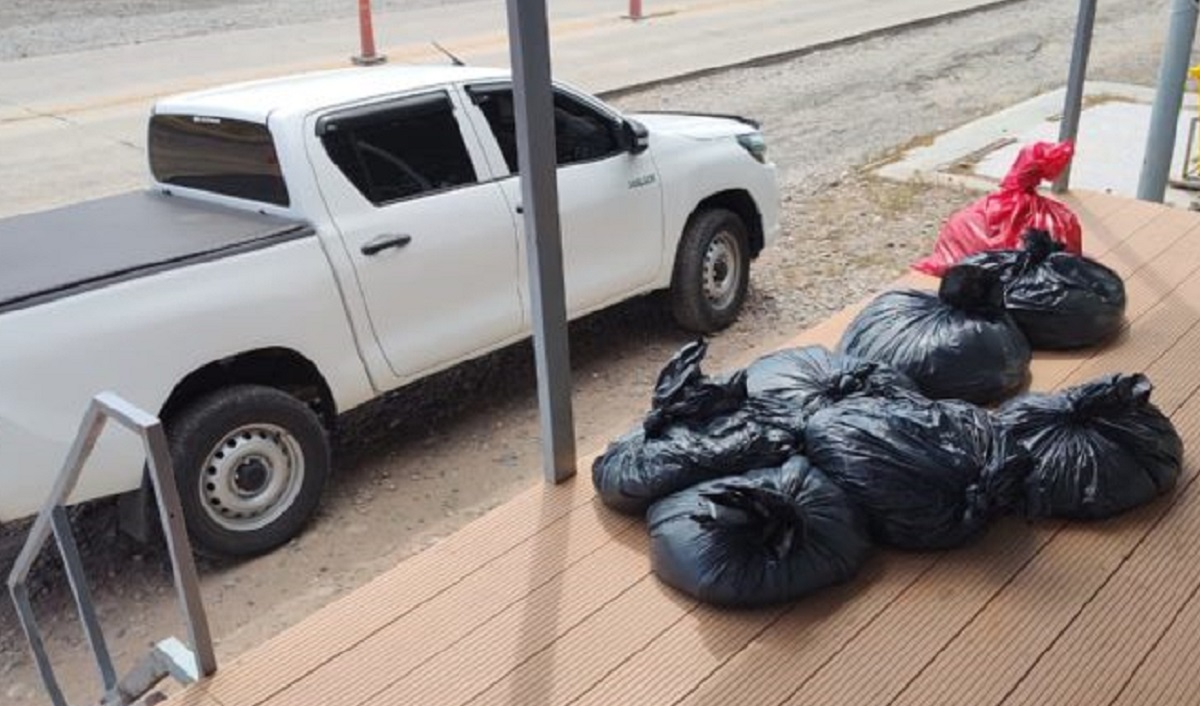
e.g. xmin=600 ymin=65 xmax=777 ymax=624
xmin=877 ymin=81 xmax=1200 ymax=208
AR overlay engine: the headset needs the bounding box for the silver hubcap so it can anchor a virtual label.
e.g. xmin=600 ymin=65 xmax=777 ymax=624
xmin=199 ymin=424 xmax=304 ymax=531
xmin=702 ymin=230 xmax=742 ymax=310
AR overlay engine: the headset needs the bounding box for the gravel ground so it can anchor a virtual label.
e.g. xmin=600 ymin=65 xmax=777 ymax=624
xmin=0 ymin=0 xmax=1187 ymax=703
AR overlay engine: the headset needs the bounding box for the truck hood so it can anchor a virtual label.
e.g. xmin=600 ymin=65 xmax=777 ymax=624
xmin=629 ymin=111 xmax=759 ymax=140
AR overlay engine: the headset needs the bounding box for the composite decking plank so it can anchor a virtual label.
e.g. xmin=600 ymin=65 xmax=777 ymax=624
xmin=462 ymin=579 xmax=752 ymax=706
xmin=1110 ymin=570 xmax=1200 ymax=706
xmin=365 ymin=533 xmax=664 ymax=706
xmin=1000 ymin=400 xmax=1200 ymax=705
xmin=164 ymin=691 xmax=226 ymax=706
xmin=1062 ymin=190 xmax=1138 ymax=222
xmin=202 ymin=477 xmax=603 ymax=706
xmin=260 ymin=504 xmax=635 ymax=706
xmin=1076 ymin=196 xmax=1174 ymax=250
xmin=672 ymin=555 xmax=939 ymax=706
xmin=565 ymin=602 xmax=787 ymax=706
xmin=778 ymin=521 xmax=1060 ymax=706
xmin=1141 ymin=322 xmax=1200 ymax=414
xmin=1093 ymin=207 xmax=1200 ymax=279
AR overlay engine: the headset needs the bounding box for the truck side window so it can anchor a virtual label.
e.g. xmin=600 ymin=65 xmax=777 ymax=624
xmin=320 ymin=93 xmax=477 ymax=206
xmin=469 ymin=87 xmax=621 ymax=172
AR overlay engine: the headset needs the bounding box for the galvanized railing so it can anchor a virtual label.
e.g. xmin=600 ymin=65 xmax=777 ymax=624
xmin=7 ymin=392 xmax=215 ymax=706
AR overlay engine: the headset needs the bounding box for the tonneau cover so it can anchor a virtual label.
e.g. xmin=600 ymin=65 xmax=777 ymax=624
xmin=0 ymin=190 xmax=314 ymax=313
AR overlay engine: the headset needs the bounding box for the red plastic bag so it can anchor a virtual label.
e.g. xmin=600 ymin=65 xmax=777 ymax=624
xmin=913 ymin=141 xmax=1083 ymax=276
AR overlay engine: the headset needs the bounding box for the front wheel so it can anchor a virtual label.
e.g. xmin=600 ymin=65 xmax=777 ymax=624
xmin=669 ymin=208 xmax=751 ymax=333
xmin=167 ymin=385 xmax=330 ymax=557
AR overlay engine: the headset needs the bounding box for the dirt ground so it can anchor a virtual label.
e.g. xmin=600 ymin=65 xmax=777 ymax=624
xmin=0 ymin=0 xmax=1186 ymax=702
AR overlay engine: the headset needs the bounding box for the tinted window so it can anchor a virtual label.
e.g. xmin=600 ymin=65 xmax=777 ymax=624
xmin=470 ymin=87 xmax=621 ymax=171
xmin=149 ymin=115 xmax=289 ymax=206
xmin=320 ymin=93 xmax=477 ymax=206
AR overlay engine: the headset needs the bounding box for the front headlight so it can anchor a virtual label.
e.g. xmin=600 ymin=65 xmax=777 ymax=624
xmin=737 ymin=132 xmax=768 ymax=163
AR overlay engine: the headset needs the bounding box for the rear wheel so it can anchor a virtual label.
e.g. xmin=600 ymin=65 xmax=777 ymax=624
xmin=167 ymin=385 xmax=329 ymax=557
xmin=669 ymin=208 xmax=751 ymax=333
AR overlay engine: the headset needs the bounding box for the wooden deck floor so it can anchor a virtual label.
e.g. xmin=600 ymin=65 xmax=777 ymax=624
xmin=170 ymin=192 xmax=1200 ymax=706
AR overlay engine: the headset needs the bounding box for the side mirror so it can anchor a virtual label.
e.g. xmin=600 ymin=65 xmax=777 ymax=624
xmin=622 ymin=119 xmax=650 ymax=155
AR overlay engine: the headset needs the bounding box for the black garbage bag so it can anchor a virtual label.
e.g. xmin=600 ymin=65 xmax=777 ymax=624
xmin=643 ymin=340 xmax=745 ymax=436
xmin=997 ymin=373 xmax=1183 ymax=520
xmin=593 ymin=342 xmax=799 ymax=515
xmin=647 ymin=456 xmax=870 ymax=607
xmin=805 ymin=393 xmax=1027 ymax=550
xmin=838 ymin=263 xmax=1031 ymax=405
xmin=962 ymin=229 xmax=1126 ymax=349
xmin=744 ymin=345 xmax=919 ymax=433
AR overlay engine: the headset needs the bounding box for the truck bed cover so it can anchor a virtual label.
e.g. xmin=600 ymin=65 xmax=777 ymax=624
xmin=0 ymin=190 xmax=313 ymax=313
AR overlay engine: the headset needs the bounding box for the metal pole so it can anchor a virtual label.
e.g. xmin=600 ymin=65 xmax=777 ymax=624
xmin=1138 ymin=0 xmax=1199 ymax=202
xmin=505 ymin=0 xmax=578 ymax=483
xmin=629 ymin=0 xmax=644 ymax=21
xmin=1053 ymin=0 xmax=1098 ymax=194
xmin=11 ymin=584 xmax=68 ymax=706
xmin=51 ymin=505 xmax=118 ymax=690
xmin=142 ymin=418 xmax=217 ymax=677
xmin=352 ymin=0 xmax=386 ymax=66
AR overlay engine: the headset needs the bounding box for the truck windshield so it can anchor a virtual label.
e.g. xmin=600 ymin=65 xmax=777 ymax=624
xmin=149 ymin=114 xmax=290 ymax=207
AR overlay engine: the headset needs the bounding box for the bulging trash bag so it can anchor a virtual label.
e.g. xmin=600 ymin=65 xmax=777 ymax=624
xmin=805 ymin=394 xmax=1027 ymax=550
xmin=962 ymin=229 xmax=1126 ymax=350
xmin=593 ymin=341 xmax=799 ymax=515
xmin=913 ymin=141 xmax=1083 ymax=276
xmin=647 ymin=456 xmax=870 ymax=607
xmin=998 ymin=373 xmax=1183 ymax=520
xmin=744 ymin=345 xmax=919 ymax=433
xmin=839 ymin=264 xmax=1031 ymax=405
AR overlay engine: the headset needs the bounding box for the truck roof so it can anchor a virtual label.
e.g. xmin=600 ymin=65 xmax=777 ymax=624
xmin=153 ymin=65 xmax=511 ymax=123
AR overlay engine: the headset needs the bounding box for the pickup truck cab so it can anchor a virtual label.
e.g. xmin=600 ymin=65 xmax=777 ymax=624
xmin=0 ymin=65 xmax=779 ymax=556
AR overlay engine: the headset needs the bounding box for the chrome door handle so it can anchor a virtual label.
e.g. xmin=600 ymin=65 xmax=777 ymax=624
xmin=361 ymin=233 xmax=412 ymax=256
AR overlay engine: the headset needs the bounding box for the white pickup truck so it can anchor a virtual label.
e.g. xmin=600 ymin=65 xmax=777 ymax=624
xmin=0 ymin=65 xmax=779 ymax=556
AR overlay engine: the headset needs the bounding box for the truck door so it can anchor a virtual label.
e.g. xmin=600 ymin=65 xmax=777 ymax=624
xmin=306 ymin=90 xmax=523 ymax=382
xmin=461 ymin=83 xmax=664 ymax=317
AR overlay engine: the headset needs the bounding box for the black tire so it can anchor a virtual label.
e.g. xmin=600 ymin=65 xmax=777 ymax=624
xmin=166 ymin=385 xmax=330 ymax=558
xmin=669 ymin=208 xmax=752 ymax=333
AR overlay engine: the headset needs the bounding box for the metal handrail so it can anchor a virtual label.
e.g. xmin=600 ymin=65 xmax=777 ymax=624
xmin=7 ymin=392 xmax=215 ymax=706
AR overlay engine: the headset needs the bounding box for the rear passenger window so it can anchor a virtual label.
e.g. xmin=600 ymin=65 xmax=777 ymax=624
xmin=319 ymin=93 xmax=477 ymax=205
